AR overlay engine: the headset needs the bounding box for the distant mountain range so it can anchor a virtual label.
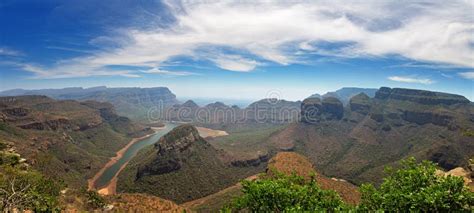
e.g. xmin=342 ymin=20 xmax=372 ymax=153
xmin=0 ymin=87 xmax=179 ymax=121
xmin=1 ymin=87 xmax=472 ymax=210
xmin=309 ymin=87 xmax=378 ymax=105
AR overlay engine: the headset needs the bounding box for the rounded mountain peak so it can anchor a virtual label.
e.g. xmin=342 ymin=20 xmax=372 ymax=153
xmin=182 ymin=100 xmax=199 ymax=108
xmin=155 ymin=124 xmax=202 ymax=152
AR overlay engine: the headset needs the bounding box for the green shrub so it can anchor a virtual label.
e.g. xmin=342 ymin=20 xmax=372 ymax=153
xmin=83 ymin=189 xmax=106 ymax=209
xmin=359 ymin=157 xmax=474 ymax=212
xmin=0 ymin=152 xmax=20 ymax=166
xmin=0 ymin=166 xmax=62 ymax=212
xmin=228 ymin=172 xmax=348 ymax=212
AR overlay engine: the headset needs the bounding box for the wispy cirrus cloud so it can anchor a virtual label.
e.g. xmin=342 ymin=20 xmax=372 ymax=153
xmin=458 ymin=72 xmax=474 ymax=80
xmin=15 ymin=0 xmax=474 ymax=78
xmin=0 ymin=47 xmax=22 ymax=56
xmin=21 ymin=63 xmax=140 ymax=79
xmin=142 ymin=67 xmax=197 ymax=76
xmin=388 ymin=76 xmax=435 ymax=84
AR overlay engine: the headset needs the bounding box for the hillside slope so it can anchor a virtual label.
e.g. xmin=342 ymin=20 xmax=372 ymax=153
xmin=0 ymin=95 xmax=152 ymax=186
xmin=281 ymin=87 xmax=474 ymax=184
xmin=117 ymin=124 xmax=266 ymax=204
xmin=0 ymin=87 xmax=179 ymax=121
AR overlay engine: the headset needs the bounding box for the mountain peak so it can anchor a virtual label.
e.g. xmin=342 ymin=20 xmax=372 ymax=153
xmin=155 ymin=124 xmax=202 ymax=153
xmin=182 ymin=100 xmax=199 ymax=108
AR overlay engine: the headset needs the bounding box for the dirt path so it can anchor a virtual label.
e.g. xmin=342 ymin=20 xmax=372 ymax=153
xmin=88 ymin=127 xmax=165 ymax=195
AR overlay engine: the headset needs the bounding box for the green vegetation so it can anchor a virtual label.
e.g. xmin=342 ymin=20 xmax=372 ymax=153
xmin=360 ymin=157 xmax=473 ymax=211
xmin=0 ymin=149 xmax=62 ymax=212
xmin=462 ymin=128 xmax=474 ymax=137
xmin=227 ymin=172 xmax=348 ymax=212
xmin=83 ymin=189 xmax=106 ymax=209
xmin=226 ymin=158 xmax=474 ymax=212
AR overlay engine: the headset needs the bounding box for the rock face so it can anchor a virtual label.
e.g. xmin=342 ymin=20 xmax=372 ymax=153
xmin=231 ymin=152 xmax=269 ymax=167
xmin=402 ymin=111 xmax=453 ymax=127
xmin=349 ymin=93 xmax=371 ymax=114
xmin=18 ymin=118 xmax=72 ymax=131
xmin=375 ymin=87 xmax=470 ymax=105
xmin=2 ymin=107 xmax=29 ymax=117
xmin=301 ymin=97 xmax=344 ymax=123
xmin=137 ymin=125 xmax=203 ymax=178
xmin=309 ymin=87 xmax=377 ymax=105
xmin=301 ymin=98 xmax=323 ymax=123
xmin=322 ymin=97 xmax=344 ymax=120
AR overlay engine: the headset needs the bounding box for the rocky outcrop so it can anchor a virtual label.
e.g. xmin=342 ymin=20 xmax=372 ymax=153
xmin=301 ymin=97 xmax=344 ymax=123
xmin=300 ymin=98 xmax=322 ymax=123
xmin=349 ymin=93 xmax=371 ymax=114
xmin=402 ymin=111 xmax=453 ymax=127
xmin=231 ymin=153 xmax=269 ymax=167
xmin=18 ymin=118 xmax=72 ymax=131
xmin=375 ymin=87 xmax=470 ymax=105
xmin=322 ymin=97 xmax=344 ymax=119
xmin=2 ymin=107 xmax=29 ymax=117
xmin=136 ymin=125 xmax=204 ymax=178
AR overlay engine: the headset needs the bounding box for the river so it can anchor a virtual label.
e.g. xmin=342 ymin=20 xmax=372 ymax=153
xmin=92 ymin=123 xmax=178 ymax=190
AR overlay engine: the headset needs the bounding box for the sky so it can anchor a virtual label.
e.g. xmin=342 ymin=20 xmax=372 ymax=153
xmin=0 ymin=0 xmax=473 ymax=101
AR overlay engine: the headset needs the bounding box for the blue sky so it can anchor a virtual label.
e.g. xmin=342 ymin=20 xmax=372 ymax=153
xmin=0 ymin=0 xmax=473 ymax=101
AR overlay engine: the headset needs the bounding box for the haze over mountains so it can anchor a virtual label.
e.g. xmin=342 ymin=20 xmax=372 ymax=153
xmin=0 ymin=86 xmax=390 ymax=122
xmin=1 ymin=0 xmax=473 ymax=211
xmin=0 ymin=85 xmax=473 ymax=211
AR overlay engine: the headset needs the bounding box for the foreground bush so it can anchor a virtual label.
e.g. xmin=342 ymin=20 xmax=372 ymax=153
xmin=0 ymin=166 xmax=61 ymax=212
xmin=226 ymin=157 xmax=473 ymax=212
xmin=229 ymin=172 xmax=348 ymax=212
xmin=360 ymin=157 xmax=473 ymax=211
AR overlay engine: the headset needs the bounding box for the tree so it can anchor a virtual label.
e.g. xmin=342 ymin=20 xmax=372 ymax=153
xmin=359 ymin=157 xmax=474 ymax=212
xmin=228 ymin=172 xmax=348 ymax=212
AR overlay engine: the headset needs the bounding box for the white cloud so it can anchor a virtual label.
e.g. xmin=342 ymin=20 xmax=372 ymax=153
xmin=388 ymin=76 xmax=435 ymax=84
xmin=0 ymin=47 xmax=22 ymax=56
xmin=142 ymin=67 xmax=196 ymax=76
xmin=17 ymin=0 xmax=474 ymax=78
xmin=21 ymin=63 xmax=141 ymax=79
xmin=458 ymin=72 xmax=474 ymax=80
xmin=210 ymin=55 xmax=259 ymax=72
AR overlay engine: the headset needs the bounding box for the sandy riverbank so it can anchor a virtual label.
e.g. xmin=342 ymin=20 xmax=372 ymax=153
xmin=88 ymin=127 xmax=164 ymax=194
xmin=196 ymin=127 xmax=229 ymax=138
